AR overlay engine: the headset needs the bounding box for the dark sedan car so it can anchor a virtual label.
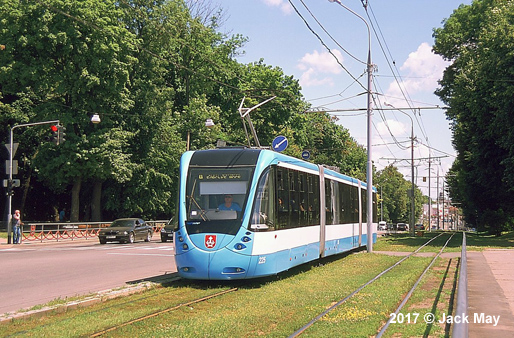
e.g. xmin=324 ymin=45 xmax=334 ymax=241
xmin=99 ymin=218 xmax=153 ymax=244
xmin=160 ymin=220 xmax=174 ymax=243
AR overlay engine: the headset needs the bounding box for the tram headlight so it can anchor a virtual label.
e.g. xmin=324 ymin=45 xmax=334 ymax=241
xmin=178 ymin=236 xmax=184 ymax=242
xmin=242 ymin=236 xmax=251 ymax=242
xmin=235 ymin=243 xmax=246 ymax=250
xmin=182 ymin=243 xmax=189 ymax=250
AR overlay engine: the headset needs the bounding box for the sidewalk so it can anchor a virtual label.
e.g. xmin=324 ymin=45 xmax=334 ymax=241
xmin=468 ymin=249 xmax=514 ymax=337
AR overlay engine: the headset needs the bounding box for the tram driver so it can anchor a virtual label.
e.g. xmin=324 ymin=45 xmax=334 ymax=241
xmin=218 ymin=194 xmax=242 ymax=212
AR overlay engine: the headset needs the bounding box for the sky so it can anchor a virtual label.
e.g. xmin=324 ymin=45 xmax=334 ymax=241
xmin=219 ymin=0 xmax=473 ymax=198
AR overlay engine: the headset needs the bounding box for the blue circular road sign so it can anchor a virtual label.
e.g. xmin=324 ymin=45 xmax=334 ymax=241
xmin=272 ymin=135 xmax=288 ymax=152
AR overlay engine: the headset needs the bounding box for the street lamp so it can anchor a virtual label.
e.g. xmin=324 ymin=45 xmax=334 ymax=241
xmin=91 ymin=113 xmax=101 ymax=124
xmin=187 ymin=118 xmax=216 ymax=151
xmin=329 ymin=0 xmax=374 ymax=252
xmin=205 ymin=118 xmax=215 ymax=128
xmin=384 ymin=102 xmax=416 ymax=235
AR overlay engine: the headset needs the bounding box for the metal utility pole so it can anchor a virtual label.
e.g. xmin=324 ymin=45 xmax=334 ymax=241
xmin=328 ymin=0 xmax=374 ymax=253
xmin=442 ymin=178 xmax=445 ymax=230
xmin=437 ymin=170 xmax=440 ymax=230
xmin=383 ymin=103 xmax=415 ymax=235
xmin=410 ymin=123 xmax=415 ymax=235
xmin=428 ymin=154 xmax=432 ymax=231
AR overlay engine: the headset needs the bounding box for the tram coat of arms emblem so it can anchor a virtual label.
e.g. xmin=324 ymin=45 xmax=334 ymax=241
xmin=205 ymin=235 xmax=217 ymax=248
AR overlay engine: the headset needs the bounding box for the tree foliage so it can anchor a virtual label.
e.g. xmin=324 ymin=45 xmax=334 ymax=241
xmin=0 ymin=0 xmax=370 ymax=222
xmin=433 ymin=0 xmax=514 ymax=234
xmin=375 ymin=165 xmax=423 ymax=225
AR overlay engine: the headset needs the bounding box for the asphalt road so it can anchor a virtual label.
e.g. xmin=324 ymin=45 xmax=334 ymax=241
xmin=0 ymin=236 xmax=177 ymax=315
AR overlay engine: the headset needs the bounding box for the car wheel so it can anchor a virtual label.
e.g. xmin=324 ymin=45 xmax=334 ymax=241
xmin=145 ymin=231 xmax=152 ymax=242
xmin=128 ymin=232 xmax=135 ymax=244
xmin=99 ymin=238 xmax=106 ymax=244
xmin=161 ymin=238 xmax=167 ymax=243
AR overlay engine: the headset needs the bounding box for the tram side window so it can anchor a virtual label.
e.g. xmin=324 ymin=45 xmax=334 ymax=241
xmin=340 ymin=183 xmax=356 ymax=224
xmin=362 ymin=188 xmax=367 ymax=223
xmin=277 ymin=168 xmax=289 ymax=229
xmin=289 ymin=171 xmax=300 ymax=225
xmin=309 ymin=175 xmax=320 ymax=225
xmin=326 ymin=179 xmax=341 ymax=225
xmin=250 ymin=167 xmax=276 ymax=231
xmin=373 ymin=192 xmax=377 ymax=223
xmin=325 ymin=180 xmax=333 ymax=225
xmin=299 ymin=173 xmax=308 ymax=226
xmin=276 ymin=167 xmax=320 ymax=229
xmin=290 ymin=171 xmax=299 ymax=224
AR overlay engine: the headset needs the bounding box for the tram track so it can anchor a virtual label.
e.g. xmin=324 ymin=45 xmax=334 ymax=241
xmin=376 ymin=233 xmax=456 ymax=337
xmin=89 ymin=287 xmax=238 ymax=337
xmin=289 ymin=232 xmax=459 ymax=337
xmin=3 ymin=233 xmax=462 ymax=337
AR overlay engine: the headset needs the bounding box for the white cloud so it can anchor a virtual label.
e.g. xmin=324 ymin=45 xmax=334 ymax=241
xmin=385 ymin=42 xmax=450 ymax=105
xmin=297 ymin=49 xmax=344 ymax=88
xmin=262 ymin=0 xmax=293 ymax=15
xmin=300 ymin=69 xmax=335 ymax=87
xmin=377 ymin=119 xmax=406 ymax=136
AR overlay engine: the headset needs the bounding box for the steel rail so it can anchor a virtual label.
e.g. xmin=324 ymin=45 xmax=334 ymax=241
xmin=89 ymin=287 xmax=238 ymax=337
xmin=376 ymin=233 xmax=456 ymax=337
xmin=289 ymin=232 xmax=446 ymax=337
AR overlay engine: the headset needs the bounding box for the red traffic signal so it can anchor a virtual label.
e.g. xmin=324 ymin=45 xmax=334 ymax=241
xmin=50 ymin=125 xmax=58 ymax=144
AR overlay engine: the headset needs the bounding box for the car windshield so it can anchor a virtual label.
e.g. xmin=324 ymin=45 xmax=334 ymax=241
xmin=185 ymin=167 xmax=253 ymax=234
xmin=110 ymin=219 xmax=135 ymax=227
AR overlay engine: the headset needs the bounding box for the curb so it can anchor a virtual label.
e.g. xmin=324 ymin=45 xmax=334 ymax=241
xmin=0 ymin=275 xmax=180 ymax=323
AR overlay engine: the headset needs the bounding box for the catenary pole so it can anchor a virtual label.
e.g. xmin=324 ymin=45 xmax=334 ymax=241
xmin=329 ymin=0 xmax=374 ymax=252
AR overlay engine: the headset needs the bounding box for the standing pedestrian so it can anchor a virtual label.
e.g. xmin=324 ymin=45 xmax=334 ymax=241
xmin=59 ymin=208 xmax=66 ymax=222
xmin=12 ymin=210 xmax=23 ymax=244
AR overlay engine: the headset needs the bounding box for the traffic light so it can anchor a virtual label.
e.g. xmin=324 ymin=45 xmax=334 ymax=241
xmin=50 ymin=125 xmax=58 ymax=144
xmin=57 ymin=125 xmax=66 ymax=144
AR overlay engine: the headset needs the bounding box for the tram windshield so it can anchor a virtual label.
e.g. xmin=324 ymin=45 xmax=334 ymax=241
xmin=185 ymin=167 xmax=253 ymax=235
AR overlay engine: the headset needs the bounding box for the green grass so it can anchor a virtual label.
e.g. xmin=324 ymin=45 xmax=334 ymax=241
xmin=374 ymin=231 xmax=461 ymax=252
xmin=465 ymin=231 xmax=514 ymax=250
xmin=375 ymin=230 xmax=514 ymax=252
xmin=2 ymin=231 xmax=512 ymax=337
xmin=1 ymin=252 xmax=442 ymax=337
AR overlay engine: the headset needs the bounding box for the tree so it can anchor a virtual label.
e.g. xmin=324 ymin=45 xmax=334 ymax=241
xmin=0 ymin=0 xmax=373 ymax=222
xmin=1 ymin=0 xmax=138 ymax=221
xmin=433 ymin=0 xmax=514 ymax=234
xmin=375 ymin=165 xmax=423 ymax=225
xmin=284 ymin=111 xmax=367 ymax=180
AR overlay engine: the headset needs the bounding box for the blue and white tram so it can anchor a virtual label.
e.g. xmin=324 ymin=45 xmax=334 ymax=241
xmin=173 ymin=147 xmax=377 ymax=280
